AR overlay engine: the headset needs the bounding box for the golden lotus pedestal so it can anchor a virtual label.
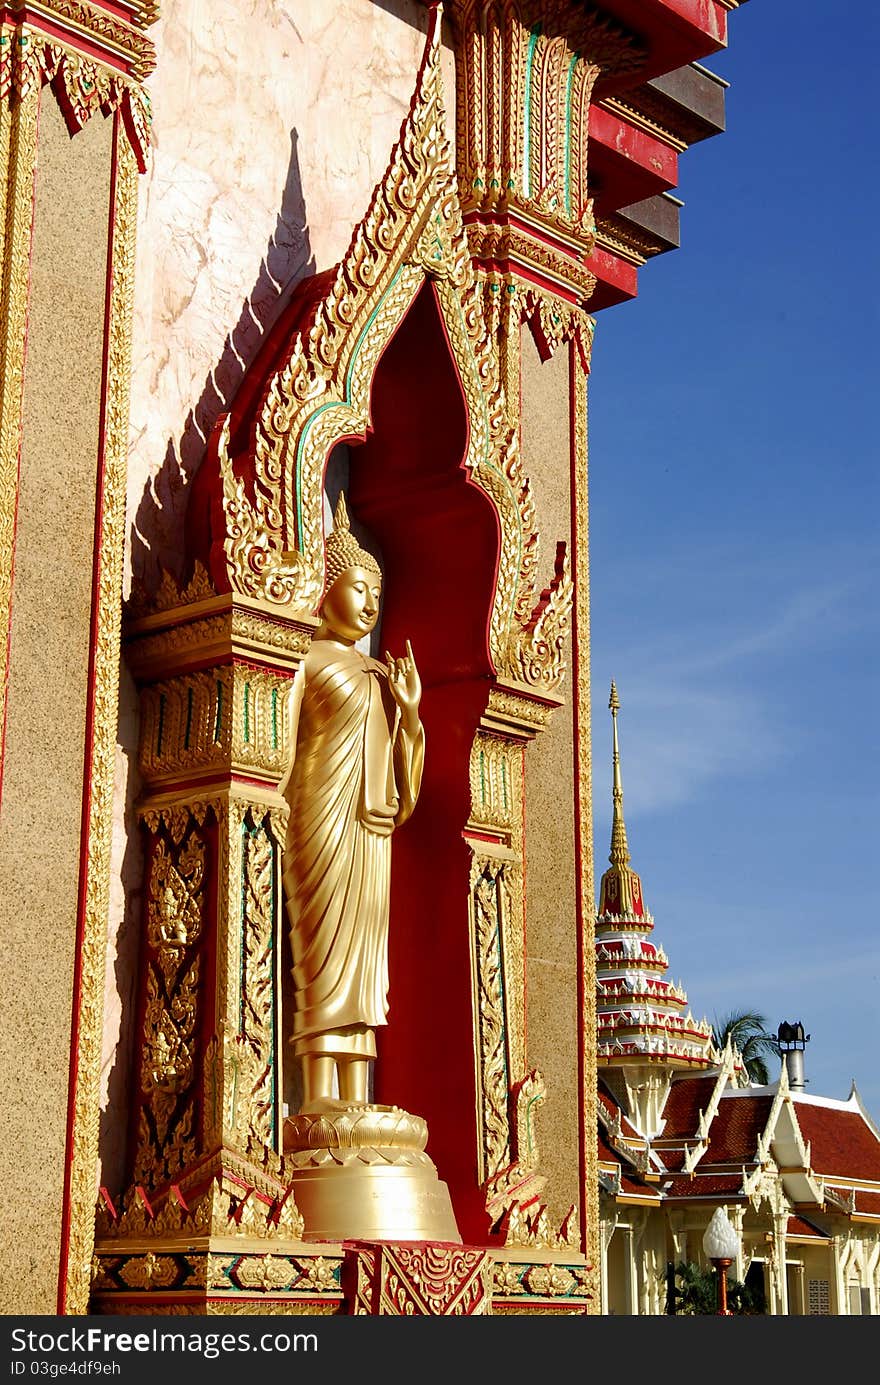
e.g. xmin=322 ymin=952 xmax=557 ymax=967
xmin=284 ymin=1102 xmax=461 ymax=1244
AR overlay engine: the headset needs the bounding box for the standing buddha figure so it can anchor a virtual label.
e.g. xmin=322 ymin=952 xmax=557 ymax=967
xmin=279 ymin=493 xmax=423 ymax=1112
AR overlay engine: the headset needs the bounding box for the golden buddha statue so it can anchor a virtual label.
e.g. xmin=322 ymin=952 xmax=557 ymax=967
xmin=280 ymin=493 xmax=424 ymax=1113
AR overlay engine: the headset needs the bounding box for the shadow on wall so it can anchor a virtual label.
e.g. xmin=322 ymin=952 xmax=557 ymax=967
xmin=98 ymin=663 xmax=143 ymax=1194
xmin=129 ymin=127 xmax=316 ymax=598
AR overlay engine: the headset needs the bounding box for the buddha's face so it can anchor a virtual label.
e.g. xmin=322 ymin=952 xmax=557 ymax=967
xmin=321 ymin=566 xmax=382 ymax=642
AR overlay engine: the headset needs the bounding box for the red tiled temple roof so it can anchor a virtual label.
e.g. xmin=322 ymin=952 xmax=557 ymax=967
xmin=664 ymin=1173 xmax=745 ymax=1199
xmin=702 ymin=1095 xmax=774 ymax=1163
xmin=787 ymin=1214 xmax=829 ymax=1239
xmin=660 ymin=1074 xmax=717 ymax=1136
xmin=793 ymin=1100 xmax=880 ymax=1182
xmin=619 ymin=1169 xmax=662 ymax=1200
xmin=598 ymin=1082 xmax=644 ymax=1142
xmin=652 ymin=1146 xmax=688 ymax=1172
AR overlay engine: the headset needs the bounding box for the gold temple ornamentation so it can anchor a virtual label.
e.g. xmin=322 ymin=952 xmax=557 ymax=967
xmin=349 ymin=1243 xmax=493 ymax=1316
xmin=450 ymin=0 xmax=642 ymax=319
xmin=210 ymin=13 xmax=571 ymax=697
xmin=0 ymin=78 xmax=38 ymax=800
xmin=100 ymin=5 xmax=593 ymax=1311
xmin=0 ymin=4 xmax=155 ymax=170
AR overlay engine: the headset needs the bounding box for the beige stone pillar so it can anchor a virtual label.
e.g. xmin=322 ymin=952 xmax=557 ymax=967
xmin=0 ymin=6 xmax=152 ymax=1312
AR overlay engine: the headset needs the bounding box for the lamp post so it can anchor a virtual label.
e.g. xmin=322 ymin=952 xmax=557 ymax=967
xmin=702 ymin=1207 xmax=740 ymax=1315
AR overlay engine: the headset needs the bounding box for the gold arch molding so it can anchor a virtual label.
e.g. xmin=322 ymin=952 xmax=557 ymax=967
xmin=211 ymin=3 xmax=571 ymax=693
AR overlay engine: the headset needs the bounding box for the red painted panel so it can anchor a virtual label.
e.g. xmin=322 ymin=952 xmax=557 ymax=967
xmin=588 ymin=106 xmax=678 ymax=217
xmin=352 ymin=283 xmax=500 ymax=1245
xmin=585 ymin=245 xmax=638 ymax=311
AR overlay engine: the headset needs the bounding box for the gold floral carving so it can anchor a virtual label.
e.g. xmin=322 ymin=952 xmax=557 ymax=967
xmin=469 ymin=858 xmax=515 ymax=1184
xmin=296 ymin=1256 xmax=339 ymax=1292
xmin=232 ymin=1255 xmax=298 ymax=1293
xmin=500 ymin=1201 xmax=579 ymax=1251
xmin=148 ymin=834 xmax=205 ymax=963
xmin=139 ymin=795 xmax=223 ymax=841
xmin=147 ymin=559 xmax=217 ymax=614
xmin=350 ymin=1244 xmax=492 ymax=1316
xmin=492 ymin=1257 xmax=589 ymax=1301
xmin=124 ymin=593 xmax=315 ymax=688
xmin=96 ymin=1169 xmax=304 ymax=1244
xmin=118 ymin=1253 xmax=179 ymax=1291
xmin=137 ymin=665 xmax=296 ymax=787
xmin=484 ymin=685 xmax=557 ymax=734
xmin=62 ymin=126 xmax=139 ymax=1314
xmin=449 ymin=0 xmax=646 ymax=313
xmin=10 ymin=1 xmax=157 ymax=68
xmin=520 ymin=284 xmax=594 ymax=369
xmin=133 ymin=827 xmax=206 ymax=1186
xmin=451 ymin=1 xmax=644 ymax=213
xmin=0 ymin=21 xmax=152 ymax=168
xmin=241 ymin=817 xmax=277 ymax=1149
xmin=469 ymin=732 xmax=517 ymax=831
xmin=513 ymin=540 xmax=573 ymax=687
xmin=202 ymin=1025 xmax=260 ymax=1153
xmin=570 ymin=340 xmax=598 ymax=1303
xmin=0 ymin=83 xmax=37 ymax=799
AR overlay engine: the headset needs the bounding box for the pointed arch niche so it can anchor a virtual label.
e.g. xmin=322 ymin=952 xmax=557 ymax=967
xmin=132 ymin=10 xmax=575 ymax=1251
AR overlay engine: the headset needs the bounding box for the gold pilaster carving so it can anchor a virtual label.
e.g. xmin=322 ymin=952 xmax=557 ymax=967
xmin=450 ymin=1 xmax=645 ymax=316
xmin=0 ymin=6 xmax=154 ymax=168
xmin=107 ymin=579 xmax=315 ymax=1310
xmin=62 ymin=121 xmax=140 ymax=1315
xmin=570 ymin=338 xmax=598 ymax=1306
xmin=0 ymin=82 xmax=38 ymax=795
xmin=466 ymin=677 xmax=584 ymax=1244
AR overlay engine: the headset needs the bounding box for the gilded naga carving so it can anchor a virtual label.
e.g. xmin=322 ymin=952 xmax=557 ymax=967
xmin=279 ymin=495 xmax=424 ymax=1110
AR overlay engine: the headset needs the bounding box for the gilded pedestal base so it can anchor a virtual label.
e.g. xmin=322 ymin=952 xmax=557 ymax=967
xmin=284 ymin=1104 xmax=461 ymax=1244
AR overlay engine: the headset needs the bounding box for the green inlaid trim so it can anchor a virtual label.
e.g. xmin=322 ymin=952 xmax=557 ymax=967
xmin=563 ymin=53 xmax=578 ymax=216
xmin=523 ymin=26 xmax=541 ymax=199
xmin=213 ymin=681 xmax=223 ymax=743
xmin=243 ymin=682 xmax=251 ymax=744
xmin=183 ymin=687 xmax=194 ymax=751
xmin=271 ymin=687 xmax=278 ymax=749
xmin=293 ymin=267 xmax=407 ymax=543
xmin=501 ymin=758 xmax=508 ymax=811
xmin=239 ymin=818 xmax=248 ymax=1040
xmin=239 ymin=819 xmax=280 ymax=1148
xmin=269 ymin=834 xmax=278 ymax=1147
xmin=156 ymin=693 xmax=166 ymax=757
xmin=480 ymin=748 xmax=486 ymax=804
xmin=494 ymin=911 xmax=511 ymax=1095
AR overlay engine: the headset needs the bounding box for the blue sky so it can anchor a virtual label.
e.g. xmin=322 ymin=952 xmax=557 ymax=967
xmin=588 ymin=0 xmax=880 ymax=1118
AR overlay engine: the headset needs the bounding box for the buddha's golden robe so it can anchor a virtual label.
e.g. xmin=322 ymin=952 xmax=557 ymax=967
xmin=282 ymin=640 xmax=424 ymax=1059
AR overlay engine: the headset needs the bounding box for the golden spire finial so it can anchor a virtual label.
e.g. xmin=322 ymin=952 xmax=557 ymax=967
xmin=609 ymin=680 xmax=630 ymax=868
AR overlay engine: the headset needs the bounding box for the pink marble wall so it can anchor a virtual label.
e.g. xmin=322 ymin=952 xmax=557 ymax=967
xmin=126 ymin=0 xmax=455 ymax=594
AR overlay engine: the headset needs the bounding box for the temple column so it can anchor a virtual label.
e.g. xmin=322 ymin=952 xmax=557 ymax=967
xmin=0 ymin=7 xmax=152 ymax=1314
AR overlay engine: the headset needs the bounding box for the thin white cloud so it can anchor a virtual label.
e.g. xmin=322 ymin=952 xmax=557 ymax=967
xmin=591 ymin=679 xmax=774 ymax=817
xmin=686 ymin=948 xmax=880 ymax=997
xmin=591 ymin=540 xmax=877 ymax=817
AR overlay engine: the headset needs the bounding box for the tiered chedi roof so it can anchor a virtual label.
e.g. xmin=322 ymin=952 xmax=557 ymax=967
xmin=596 ymin=683 xmax=714 ymax=1069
